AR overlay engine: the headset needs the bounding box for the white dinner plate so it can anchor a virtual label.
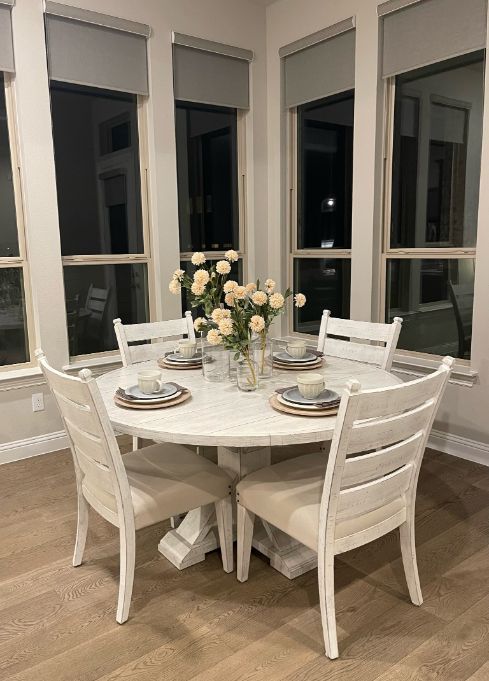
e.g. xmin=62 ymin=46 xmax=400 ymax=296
xmin=125 ymin=383 xmax=178 ymax=401
xmin=277 ymin=393 xmax=338 ymax=412
xmin=165 ymin=351 xmax=203 ymax=364
xmin=274 ymin=351 xmax=318 ymax=364
xmin=281 ymin=386 xmax=340 ymax=407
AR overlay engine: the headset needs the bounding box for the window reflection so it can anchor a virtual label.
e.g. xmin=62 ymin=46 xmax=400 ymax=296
xmin=0 ymin=269 xmax=28 ymax=366
xmin=0 ymin=74 xmax=19 ymax=258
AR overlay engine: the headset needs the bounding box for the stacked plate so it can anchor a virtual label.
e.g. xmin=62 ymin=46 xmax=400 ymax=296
xmin=114 ymin=382 xmax=190 ymax=410
xmin=272 ymin=349 xmax=323 ymax=371
xmin=158 ymin=350 xmax=204 ymax=370
xmin=270 ymin=385 xmax=340 ymax=417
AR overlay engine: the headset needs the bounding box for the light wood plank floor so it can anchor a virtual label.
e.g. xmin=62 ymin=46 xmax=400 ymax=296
xmin=1 ymin=446 xmax=489 ymax=680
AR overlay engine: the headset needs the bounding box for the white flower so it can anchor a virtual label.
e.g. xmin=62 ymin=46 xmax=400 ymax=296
xmin=193 ymin=269 xmax=210 ymax=285
xmin=169 ymin=279 xmax=181 ymax=295
xmin=269 ymin=292 xmax=284 ymax=309
xmin=249 ymin=315 xmax=265 ymax=333
xmin=234 ymin=285 xmax=247 ymax=300
xmin=224 ymin=280 xmax=238 ymax=294
xmin=191 ymin=281 xmax=205 ymax=296
xmin=173 ymin=268 xmax=185 ymax=281
xmin=207 ymin=329 xmax=223 ymax=345
xmin=294 ymin=293 xmax=306 ymax=308
xmin=251 ymin=290 xmax=267 ymax=306
xmin=216 ymin=260 xmax=231 ymax=275
xmin=191 ymin=252 xmax=206 ymax=266
xmin=218 ymin=318 xmax=234 ymax=336
xmin=264 ymin=278 xmax=276 ymax=293
xmin=194 ymin=317 xmax=206 ymax=332
xmin=211 ymin=307 xmax=231 ymax=323
xmin=245 ymin=282 xmax=257 ymax=294
xmin=225 ymin=249 xmax=239 ymax=262
xmin=224 ymin=292 xmax=235 ymax=307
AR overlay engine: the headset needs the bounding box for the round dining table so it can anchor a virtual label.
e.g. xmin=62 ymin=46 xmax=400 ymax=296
xmin=97 ymin=352 xmax=401 ymax=579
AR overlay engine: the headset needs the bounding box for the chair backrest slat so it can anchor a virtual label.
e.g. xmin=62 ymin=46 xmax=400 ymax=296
xmin=114 ymin=313 xmax=195 ymax=366
xmin=317 ymin=310 xmax=402 ymax=370
xmin=337 ymin=464 xmax=413 ymax=519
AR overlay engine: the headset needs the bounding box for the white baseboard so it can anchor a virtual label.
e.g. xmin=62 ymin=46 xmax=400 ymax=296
xmin=0 ymin=431 xmax=68 ymax=465
xmin=429 ymin=429 xmax=489 ymax=467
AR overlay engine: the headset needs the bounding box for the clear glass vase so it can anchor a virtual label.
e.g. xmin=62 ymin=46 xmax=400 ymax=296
xmin=252 ymin=336 xmax=273 ymax=379
xmin=201 ymin=340 xmax=230 ymax=382
xmin=237 ymin=357 xmax=259 ymax=392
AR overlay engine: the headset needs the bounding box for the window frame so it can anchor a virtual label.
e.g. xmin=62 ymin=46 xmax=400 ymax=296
xmin=379 ymin=76 xmax=478 ymax=367
xmin=56 ymin=91 xmax=155 ymax=362
xmin=0 ymin=73 xmax=35 ymax=373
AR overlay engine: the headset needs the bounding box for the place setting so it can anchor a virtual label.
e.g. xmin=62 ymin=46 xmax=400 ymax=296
xmin=114 ymin=369 xmax=191 ymax=410
xmin=158 ymin=339 xmax=204 ymax=370
xmin=269 ymin=372 xmax=340 ymax=417
xmin=272 ymin=339 xmax=324 ymax=371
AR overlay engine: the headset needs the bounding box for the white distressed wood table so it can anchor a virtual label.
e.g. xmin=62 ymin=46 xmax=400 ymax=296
xmin=97 ymin=355 xmax=401 ymax=579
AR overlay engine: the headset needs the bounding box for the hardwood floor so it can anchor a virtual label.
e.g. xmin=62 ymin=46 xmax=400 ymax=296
xmin=1 ymin=446 xmax=489 ymax=680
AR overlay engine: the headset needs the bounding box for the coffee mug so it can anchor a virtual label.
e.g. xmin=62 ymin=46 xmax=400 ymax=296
xmin=138 ymin=370 xmax=164 ymax=394
xmin=297 ymin=372 xmax=324 ymax=399
xmin=176 ymin=339 xmax=197 ymax=359
xmin=286 ymin=340 xmax=307 ymax=360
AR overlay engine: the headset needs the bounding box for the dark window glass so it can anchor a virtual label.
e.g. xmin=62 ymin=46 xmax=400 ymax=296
xmin=391 ymin=51 xmax=484 ymax=248
xmin=0 ymin=74 xmax=19 ymax=258
xmin=293 ymin=258 xmax=351 ymax=334
xmin=175 ymin=101 xmax=239 ymax=252
xmin=179 ymin=258 xmax=243 ymax=316
xmin=50 ymin=82 xmax=144 ymax=256
xmin=386 ymin=258 xmax=474 ymax=359
xmin=63 ymin=263 xmax=148 ymax=356
xmin=0 ymin=268 xmax=29 ymax=366
xmin=297 ymin=91 xmax=354 ymax=250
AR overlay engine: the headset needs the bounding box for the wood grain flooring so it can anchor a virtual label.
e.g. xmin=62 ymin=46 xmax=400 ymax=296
xmin=1 ymin=445 xmax=489 ymax=680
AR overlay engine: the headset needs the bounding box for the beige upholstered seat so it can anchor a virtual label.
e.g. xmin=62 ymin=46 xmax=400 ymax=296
xmin=238 ymin=453 xmax=405 ymax=551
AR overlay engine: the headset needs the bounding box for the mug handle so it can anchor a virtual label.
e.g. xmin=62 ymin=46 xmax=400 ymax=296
xmin=152 ymin=379 xmax=164 ymax=393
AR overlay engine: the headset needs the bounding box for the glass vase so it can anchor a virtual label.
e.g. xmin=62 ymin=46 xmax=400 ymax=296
xmin=252 ymin=336 xmax=273 ymax=379
xmin=237 ymin=357 xmax=259 ymax=392
xmin=201 ymin=340 xmax=230 ymax=382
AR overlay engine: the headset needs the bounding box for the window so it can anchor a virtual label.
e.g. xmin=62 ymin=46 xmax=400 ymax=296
xmin=175 ymin=101 xmax=245 ymax=306
xmin=383 ymin=51 xmax=484 ymax=360
xmin=291 ymin=91 xmax=354 ymax=334
xmin=0 ymin=74 xmax=31 ymax=369
xmin=50 ymin=82 xmax=150 ymax=357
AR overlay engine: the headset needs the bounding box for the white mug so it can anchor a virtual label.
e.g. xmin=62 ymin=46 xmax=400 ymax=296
xmin=138 ymin=370 xmax=164 ymax=394
xmin=297 ymin=372 xmax=324 ymax=399
xmin=286 ymin=340 xmax=307 ymax=360
xmin=176 ymin=339 xmax=197 ymax=359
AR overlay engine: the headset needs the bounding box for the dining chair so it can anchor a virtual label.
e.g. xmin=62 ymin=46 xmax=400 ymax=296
xmin=36 ymin=349 xmax=233 ymax=624
xmin=236 ymin=356 xmax=453 ymax=658
xmin=317 ymin=310 xmax=403 ymax=371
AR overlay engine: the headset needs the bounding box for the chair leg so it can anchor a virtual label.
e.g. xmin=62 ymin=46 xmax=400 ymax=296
xmin=215 ymin=497 xmax=234 ymax=573
xmin=132 ymin=436 xmax=140 ymax=451
xmin=116 ymin=522 xmax=136 ymax=624
xmin=72 ymin=490 xmax=89 ymax=567
xmin=400 ymin=515 xmax=423 ymax=606
xmin=237 ymin=504 xmax=254 ymax=582
xmin=318 ymin=553 xmax=339 ymax=659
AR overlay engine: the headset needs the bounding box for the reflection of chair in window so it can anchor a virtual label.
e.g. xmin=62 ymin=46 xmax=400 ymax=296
xmin=66 ymin=293 xmax=80 ymax=356
xmin=448 ymin=282 xmax=473 ymax=359
xmin=82 ymin=285 xmax=110 ymax=351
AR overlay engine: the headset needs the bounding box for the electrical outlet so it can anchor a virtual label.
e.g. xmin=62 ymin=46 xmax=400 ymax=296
xmin=32 ymin=393 xmax=44 ymax=412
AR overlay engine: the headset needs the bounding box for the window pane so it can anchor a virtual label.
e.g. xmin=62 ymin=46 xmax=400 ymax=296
xmin=179 ymin=258 xmax=243 ymax=316
xmin=386 ymin=258 xmax=474 ymax=359
xmin=175 ymin=102 xmax=239 ymax=252
xmin=63 ymin=263 xmax=148 ymax=356
xmin=297 ymin=91 xmax=354 ymax=250
xmin=0 ymin=75 xmax=19 ymax=258
xmin=391 ymin=51 xmax=484 ymax=248
xmin=293 ymin=258 xmax=351 ymax=334
xmin=0 ymin=268 xmax=29 ymax=365
xmin=51 ymin=82 xmax=144 ymax=256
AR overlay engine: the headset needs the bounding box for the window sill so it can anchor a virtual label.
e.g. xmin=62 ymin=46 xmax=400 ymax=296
xmin=0 ymin=366 xmax=45 ymax=392
xmin=392 ymin=353 xmax=477 ymax=387
xmin=63 ymin=353 xmax=123 ymax=377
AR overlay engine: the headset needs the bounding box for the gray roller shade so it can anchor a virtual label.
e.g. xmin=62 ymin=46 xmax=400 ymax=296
xmin=45 ymin=2 xmax=150 ymax=95
xmin=380 ymin=0 xmax=487 ymax=78
xmin=282 ymin=20 xmax=356 ymax=109
xmin=172 ymin=33 xmax=253 ymax=109
xmin=0 ymin=1 xmax=14 ymax=73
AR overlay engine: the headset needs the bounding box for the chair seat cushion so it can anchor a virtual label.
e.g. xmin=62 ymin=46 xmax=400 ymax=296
xmin=95 ymin=443 xmax=232 ymax=530
xmin=237 ymin=453 xmax=404 ymax=551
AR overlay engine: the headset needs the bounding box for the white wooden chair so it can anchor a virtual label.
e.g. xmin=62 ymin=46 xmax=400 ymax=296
xmin=113 ymin=312 xmax=195 ymax=368
xmin=236 ymin=356 xmax=453 ymax=658
xmin=36 ymin=349 xmax=233 ymax=624
xmin=317 ymin=310 xmax=403 ymax=371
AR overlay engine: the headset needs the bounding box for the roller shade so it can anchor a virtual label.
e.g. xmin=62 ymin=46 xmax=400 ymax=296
xmin=281 ymin=18 xmax=356 ymax=109
xmin=44 ymin=2 xmax=150 ymax=95
xmin=172 ymin=33 xmax=253 ymax=109
xmin=0 ymin=1 xmax=14 ymax=73
xmin=380 ymin=0 xmax=487 ymax=78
